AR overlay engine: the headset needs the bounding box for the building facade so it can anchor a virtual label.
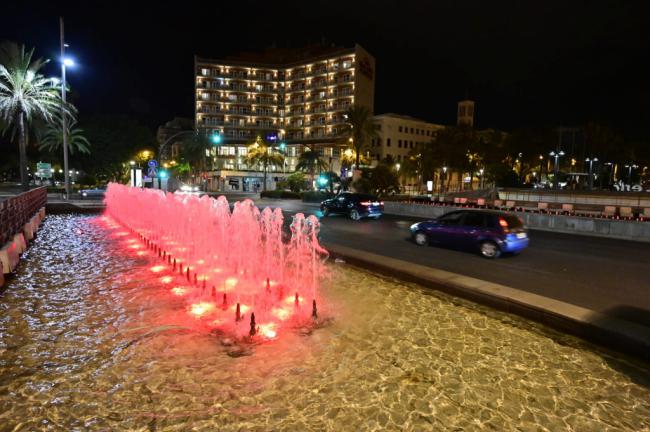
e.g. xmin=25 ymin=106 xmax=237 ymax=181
xmin=370 ymin=113 xmax=445 ymax=164
xmin=194 ymin=44 xmax=375 ymax=191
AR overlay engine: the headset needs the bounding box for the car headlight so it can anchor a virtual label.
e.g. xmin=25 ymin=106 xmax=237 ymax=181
xmin=82 ymin=192 xmax=87 ymax=197
xmin=410 ymin=223 xmax=420 ymax=231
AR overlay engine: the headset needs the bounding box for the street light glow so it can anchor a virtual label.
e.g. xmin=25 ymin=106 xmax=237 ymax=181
xmin=62 ymin=57 xmax=74 ymax=67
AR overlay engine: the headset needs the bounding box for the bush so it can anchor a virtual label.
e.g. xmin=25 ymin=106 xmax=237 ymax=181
xmin=301 ymin=190 xmax=334 ymax=202
xmin=287 ymin=171 xmax=307 ymax=192
xmin=260 ymin=190 xmax=301 ymax=199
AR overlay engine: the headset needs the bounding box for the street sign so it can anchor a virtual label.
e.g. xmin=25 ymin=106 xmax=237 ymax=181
xmin=36 ymin=162 xmax=52 ymax=179
xmin=147 ymin=159 xmax=158 ymax=178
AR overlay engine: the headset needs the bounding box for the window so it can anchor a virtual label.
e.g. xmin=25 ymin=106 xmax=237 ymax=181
xmin=201 ymin=68 xmax=209 ymax=76
xmin=463 ymin=212 xmax=485 ymax=227
xmin=398 ymin=140 xmax=402 ymax=148
xmin=438 ymin=212 xmax=463 ymax=226
xmin=343 ymin=60 xmax=352 ymax=69
xmin=386 ymin=138 xmax=391 ymax=147
xmin=398 ymin=126 xmax=402 ymax=132
xmin=410 ymin=128 xmax=414 ymax=134
xmin=427 ymin=130 xmax=430 ymax=136
xmin=410 ymin=141 xmax=413 ymax=148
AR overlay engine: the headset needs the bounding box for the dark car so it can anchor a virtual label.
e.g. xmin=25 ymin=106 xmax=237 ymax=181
xmin=320 ymin=192 xmax=384 ymax=221
xmin=409 ymin=210 xmax=529 ymax=258
xmin=79 ymin=187 xmax=106 ymax=199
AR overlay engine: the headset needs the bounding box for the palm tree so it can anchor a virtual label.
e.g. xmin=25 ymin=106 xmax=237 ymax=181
xmin=339 ymin=105 xmax=379 ymax=169
xmin=38 ymin=118 xmax=90 ymax=155
xmin=246 ymin=134 xmax=284 ymax=191
xmin=180 ymin=129 xmax=213 ymax=184
xmin=296 ymin=148 xmax=328 ymax=188
xmin=0 ymin=42 xmax=70 ymax=190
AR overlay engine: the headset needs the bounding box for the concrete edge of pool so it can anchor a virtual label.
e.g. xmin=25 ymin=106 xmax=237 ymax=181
xmin=325 ymin=242 xmax=650 ymax=363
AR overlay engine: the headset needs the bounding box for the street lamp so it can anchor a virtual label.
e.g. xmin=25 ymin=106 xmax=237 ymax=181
xmin=59 ymin=17 xmax=74 ymax=199
xmin=441 ymin=166 xmax=448 ymax=195
xmin=549 ymin=150 xmax=565 ymax=189
xmin=585 ymin=157 xmax=599 ymax=190
xmin=624 ymin=164 xmax=638 ymax=183
xmin=479 ymin=167 xmax=484 ymax=189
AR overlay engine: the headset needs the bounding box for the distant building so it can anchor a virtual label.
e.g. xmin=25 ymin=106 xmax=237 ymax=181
xmin=194 ymin=44 xmax=376 ymax=191
xmin=457 ymin=100 xmax=475 ymax=127
xmin=157 ymin=117 xmax=193 ymax=163
xmin=370 ymin=113 xmax=445 ymax=164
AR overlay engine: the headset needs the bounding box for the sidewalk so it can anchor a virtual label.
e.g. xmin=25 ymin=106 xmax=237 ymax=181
xmin=325 ymin=242 xmax=650 ymax=362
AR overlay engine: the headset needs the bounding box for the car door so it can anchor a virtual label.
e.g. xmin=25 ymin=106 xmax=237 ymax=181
xmin=333 ymin=193 xmax=350 ymax=214
xmin=429 ymin=211 xmax=464 ymax=244
xmin=458 ymin=212 xmax=486 ymax=249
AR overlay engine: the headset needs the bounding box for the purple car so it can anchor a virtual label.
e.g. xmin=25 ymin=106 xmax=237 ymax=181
xmin=410 ymin=210 xmax=529 ymax=258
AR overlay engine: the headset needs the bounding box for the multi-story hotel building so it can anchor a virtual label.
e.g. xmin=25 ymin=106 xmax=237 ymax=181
xmin=194 ymin=44 xmax=375 ymax=191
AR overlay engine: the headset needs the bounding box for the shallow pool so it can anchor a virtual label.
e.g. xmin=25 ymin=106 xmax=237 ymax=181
xmin=1 ymin=215 xmax=648 ymax=431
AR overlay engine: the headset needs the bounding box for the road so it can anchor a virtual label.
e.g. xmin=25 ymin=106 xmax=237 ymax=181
xmin=256 ymin=198 xmax=650 ymax=326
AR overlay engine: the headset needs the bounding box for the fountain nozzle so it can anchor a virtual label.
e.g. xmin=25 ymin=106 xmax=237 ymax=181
xmin=249 ymin=312 xmax=257 ymax=336
xmin=235 ymin=302 xmax=241 ymax=322
xmin=312 ymin=299 xmax=318 ymax=320
xmin=294 ymin=292 xmax=299 ymax=307
xmin=173 ymin=259 xmax=176 ymax=271
xmin=266 ymin=278 xmax=271 ymax=293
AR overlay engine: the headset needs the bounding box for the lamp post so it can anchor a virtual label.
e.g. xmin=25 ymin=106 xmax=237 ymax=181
xmin=624 ymin=164 xmax=638 ymax=183
xmin=441 ymin=166 xmax=448 ymax=195
xmin=585 ymin=157 xmax=598 ymax=190
xmin=549 ymin=150 xmax=565 ymax=189
xmin=479 ymin=167 xmax=484 ymax=189
xmin=59 ymin=17 xmax=73 ymax=199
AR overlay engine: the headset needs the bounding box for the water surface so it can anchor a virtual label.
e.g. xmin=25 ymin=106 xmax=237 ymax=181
xmin=0 ymin=215 xmax=648 ymax=431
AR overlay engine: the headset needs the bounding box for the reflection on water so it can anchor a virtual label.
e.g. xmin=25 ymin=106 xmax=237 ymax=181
xmin=1 ymin=214 xmax=649 ymax=431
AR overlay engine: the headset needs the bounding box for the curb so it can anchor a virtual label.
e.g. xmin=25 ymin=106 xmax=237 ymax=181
xmin=324 ymin=242 xmax=650 ymax=362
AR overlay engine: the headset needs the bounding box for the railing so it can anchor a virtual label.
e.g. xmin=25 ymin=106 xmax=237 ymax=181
xmin=0 ymin=187 xmax=47 ymax=246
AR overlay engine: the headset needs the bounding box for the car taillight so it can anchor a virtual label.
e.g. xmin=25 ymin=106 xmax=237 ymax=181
xmin=360 ymin=201 xmax=371 ymax=206
xmin=498 ymin=217 xmax=510 ymax=233
xmin=380 ymin=201 xmax=384 ymax=205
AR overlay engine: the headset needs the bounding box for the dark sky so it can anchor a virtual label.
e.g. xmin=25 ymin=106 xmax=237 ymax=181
xmin=4 ymin=0 xmax=650 ymax=138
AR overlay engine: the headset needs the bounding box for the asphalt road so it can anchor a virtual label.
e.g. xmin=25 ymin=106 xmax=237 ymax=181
xmin=256 ymin=198 xmax=650 ymax=326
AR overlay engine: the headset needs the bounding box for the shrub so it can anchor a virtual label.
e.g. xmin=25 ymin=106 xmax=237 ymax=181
xmin=287 ymin=171 xmax=307 ymax=192
xmin=260 ymin=190 xmax=301 ymax=199
xmin=301 ymin=190 xmax=334 ymax=202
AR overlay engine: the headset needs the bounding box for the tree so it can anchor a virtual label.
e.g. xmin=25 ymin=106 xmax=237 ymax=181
xmin=286 ymin=171 xmax=307 ymax=192
xmin=296 ymin=148 xmax=328 ymax=187
xmin=78 ymin=115 xmax=156 ymax=183
xmin=245 ymin=134 xmax=284 ymax=191
xmin=38 ymin=118 xmax=90 ymax=155
xmin=353 ymin=163 xmax=400 ymax=197
xmin=179 ymin=129 xmax=213 ymax=182
xmin=0 ymin=42 xmax=70 ymax=189
xmin=339 ymin=105 xmax=379 ymax=168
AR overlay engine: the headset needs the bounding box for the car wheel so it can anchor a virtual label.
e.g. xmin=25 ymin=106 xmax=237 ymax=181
xmin=349 ymin=209 xmax=361 ymax=221
xmin=322 ymin=207 xmax=330 ymax=217
xmin=480 ymin=241 xmax=501 ymax=259
xmin=414 ymin=231 xmax=428 ymax=246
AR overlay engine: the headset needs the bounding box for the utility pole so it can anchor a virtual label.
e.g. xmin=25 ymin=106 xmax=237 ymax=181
xmin=60 ymin=17 xmax=70 ymax=199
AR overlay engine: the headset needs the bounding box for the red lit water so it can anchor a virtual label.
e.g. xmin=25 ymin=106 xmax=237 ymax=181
xmin=104 ymin=183 xmax=328 ymax=340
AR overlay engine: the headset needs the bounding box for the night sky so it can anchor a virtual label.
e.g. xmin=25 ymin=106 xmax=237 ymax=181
xmin=4 ymin=1 xmax=649 ymax=138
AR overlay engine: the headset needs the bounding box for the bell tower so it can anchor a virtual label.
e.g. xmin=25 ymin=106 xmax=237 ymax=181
xmin=457 ymin=100 xmax=475 ymax=128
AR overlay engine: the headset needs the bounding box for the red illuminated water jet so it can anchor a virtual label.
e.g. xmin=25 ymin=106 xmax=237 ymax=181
xmin=104 ymin=183 xmax=329 ymax=341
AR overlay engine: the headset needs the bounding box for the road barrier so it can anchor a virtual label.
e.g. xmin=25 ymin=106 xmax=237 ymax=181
xmin=0 ymin=187 xmax=47 ymax=287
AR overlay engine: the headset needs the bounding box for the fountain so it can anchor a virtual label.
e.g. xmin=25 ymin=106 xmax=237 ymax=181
xmin=104 ymin=183 xmax=328 ymax=340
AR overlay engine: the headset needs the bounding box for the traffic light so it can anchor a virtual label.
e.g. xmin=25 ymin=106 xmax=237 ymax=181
xmin=318 ymin=174 xmax=328 ymax=187
xmin=159 ymin=170 xmax=168 ymax=179
xmin=279 ymin=142 xmax=286 ymax=151
xmin=211 ymin=133 xmax=222 ymax=145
